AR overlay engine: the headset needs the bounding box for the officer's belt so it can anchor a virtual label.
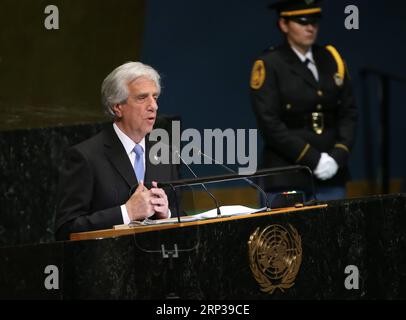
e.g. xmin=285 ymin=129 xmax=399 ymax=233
xmin=283 ymin=112 xmax=336 ymax=134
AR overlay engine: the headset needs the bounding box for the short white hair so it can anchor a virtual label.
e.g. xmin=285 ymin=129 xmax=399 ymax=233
xmin=101 ymin=61 xmax=161 ymax=120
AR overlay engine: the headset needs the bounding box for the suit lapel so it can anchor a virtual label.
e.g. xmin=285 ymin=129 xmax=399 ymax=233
xmin=280 ymin=45 xmax=319 ymax=89
xmin=102 ymin=126 xmax=137 ymax=188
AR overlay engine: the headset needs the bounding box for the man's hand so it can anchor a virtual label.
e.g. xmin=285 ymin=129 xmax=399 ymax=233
xmin=125 ymin=181 xmax=155 ymax=221
xmin=150 ymin=181 xmax=169 ymax=219
xmin=314 ymin=153 xmax=339 ymax=180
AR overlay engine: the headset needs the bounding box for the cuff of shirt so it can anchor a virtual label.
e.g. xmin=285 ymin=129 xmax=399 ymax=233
xmin=121 ymin=204 xmax=131 ymax=225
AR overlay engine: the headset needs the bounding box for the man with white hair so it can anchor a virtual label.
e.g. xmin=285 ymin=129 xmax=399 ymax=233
xmin=55 ymin=62 xmax=178 ymax=240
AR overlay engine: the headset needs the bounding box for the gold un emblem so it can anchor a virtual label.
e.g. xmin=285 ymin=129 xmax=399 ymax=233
xmin=248 ymin=224 xmax=302 ymax=294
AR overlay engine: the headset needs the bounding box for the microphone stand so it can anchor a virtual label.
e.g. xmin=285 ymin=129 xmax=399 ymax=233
xmin=196 ymin=148 xmax=272 ymax=211
xmin=175 ymin=151 xmax=222 ymax=217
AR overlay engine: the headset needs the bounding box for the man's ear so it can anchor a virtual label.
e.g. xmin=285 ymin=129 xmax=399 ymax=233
xmin=279 ymin=18 xmax=289 ymax=33
xmin=112 ymin=104 xmax=122 ymax=119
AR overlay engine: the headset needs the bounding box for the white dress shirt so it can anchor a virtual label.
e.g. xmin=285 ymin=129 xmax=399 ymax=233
xmin=291 ymin=46 xmax=319 ymax=81
xmin=112 ymin=123 xmax=170 ymax=224
xmin=113 ymin=123 xmax=145 ymax=224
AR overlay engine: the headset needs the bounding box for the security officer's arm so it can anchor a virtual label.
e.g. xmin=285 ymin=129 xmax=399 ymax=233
xmin=250 ymin=59 xmax=321 ymax=170
xmin=327 ymin=54 xmax=358 ymax=168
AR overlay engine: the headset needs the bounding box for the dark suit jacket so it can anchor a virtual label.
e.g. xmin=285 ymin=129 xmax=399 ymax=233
xmin=55 ymin=125 xmax=179 ymax=240
xmin=250 ymin=43 xmax=357 ymax=191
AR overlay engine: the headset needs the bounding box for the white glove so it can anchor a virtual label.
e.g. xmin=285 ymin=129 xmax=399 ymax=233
xmin=314 ymin=153 xmax=338 ymax=180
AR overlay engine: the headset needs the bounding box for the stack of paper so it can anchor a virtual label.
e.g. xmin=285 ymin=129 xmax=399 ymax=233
xmin=126 ymin=205 xmax=267 ymax=226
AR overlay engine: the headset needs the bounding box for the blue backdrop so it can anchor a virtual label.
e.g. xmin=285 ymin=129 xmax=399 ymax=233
xmin=141 ymin=0 xmax=406 ymax=187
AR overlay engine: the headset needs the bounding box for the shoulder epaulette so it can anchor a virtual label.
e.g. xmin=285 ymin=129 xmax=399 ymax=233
xmin=325 ymin=45 xmax=345 ymax=81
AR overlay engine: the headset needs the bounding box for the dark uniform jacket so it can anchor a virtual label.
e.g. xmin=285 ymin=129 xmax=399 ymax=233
xmin=250 ymin=43 xmax=357 ymax=191
xmin=55 ymin=125 xmax=179 ymax=240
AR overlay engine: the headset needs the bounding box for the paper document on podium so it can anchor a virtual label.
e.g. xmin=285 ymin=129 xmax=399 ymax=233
xmin=124 ymin=205 xmax=267 ymax=227
xmin=192 ymin=205 xmax=266 ymax=219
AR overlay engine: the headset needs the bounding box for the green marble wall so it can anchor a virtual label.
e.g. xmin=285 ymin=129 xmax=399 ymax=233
xmin=1 ymin=194 xmax=406 ymax=299
xmin=0 ymin=0 xmax=145 ymax=130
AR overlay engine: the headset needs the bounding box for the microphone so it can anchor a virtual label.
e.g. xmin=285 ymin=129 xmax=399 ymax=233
xmin=195 ymin=148 xmax=271 ymax=211
xmin=174 ymin=150 xmax=222 ymax=217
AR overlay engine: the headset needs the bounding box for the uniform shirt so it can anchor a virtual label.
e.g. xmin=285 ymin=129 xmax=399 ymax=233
xmin=291 ymin=46 xmax=319 ymax=81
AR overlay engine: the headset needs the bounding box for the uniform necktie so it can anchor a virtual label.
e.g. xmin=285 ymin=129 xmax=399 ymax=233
xmin=304 ymin=58 xmax=319 ymax=81
xmin=133 ymin=144 xmax=145 ymax=182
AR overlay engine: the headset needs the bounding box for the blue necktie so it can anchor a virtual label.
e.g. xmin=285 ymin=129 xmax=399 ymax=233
xmin=133 ymin=144 xmax=145 ymax=182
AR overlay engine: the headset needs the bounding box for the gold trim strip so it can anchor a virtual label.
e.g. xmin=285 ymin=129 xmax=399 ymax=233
xmin=335 ymin=143 xmax=350 ymax=153
xmin=295 ymin=144 xmax=310 ymax=163
xmin=280 ymin=8 xmax=322 ymax=17
xmin=71 ymin=204 xmax=328 ymax=241
xmin=326 ymin=45 xmax=345 ymax=80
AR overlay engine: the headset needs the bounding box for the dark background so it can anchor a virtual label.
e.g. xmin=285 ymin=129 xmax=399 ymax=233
xmin=0 ymin=0 xmax=405 ymax=245
xmin=1 ymin=0 xmax=405 ymax=187
xmin=141 ymin=0 xmax=406 ymax=191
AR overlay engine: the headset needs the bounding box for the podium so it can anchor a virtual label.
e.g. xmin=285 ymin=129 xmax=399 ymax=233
xmin=1 ymin=194 xmax=406 ymax=299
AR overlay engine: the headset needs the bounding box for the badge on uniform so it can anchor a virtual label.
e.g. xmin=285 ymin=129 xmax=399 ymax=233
xmin=334 ymin=72 xmax=343 ymax=87
xmin=250 ymin=60 xmax=266 ymax=90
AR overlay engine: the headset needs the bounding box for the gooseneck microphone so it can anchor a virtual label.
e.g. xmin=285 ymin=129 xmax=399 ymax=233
xmin=175 ymin=150 xmax=222 ymax=217
xmin=195 ymin=148 xmax=271 ymax=211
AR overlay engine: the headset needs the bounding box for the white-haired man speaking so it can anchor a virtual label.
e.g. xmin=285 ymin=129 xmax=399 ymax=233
xmin=55 ymin=62 xmax=178 ymax=240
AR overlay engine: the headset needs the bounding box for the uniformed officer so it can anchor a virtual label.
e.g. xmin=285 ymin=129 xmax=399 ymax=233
xmin=250 ymin=0 xmax=357 ymax=200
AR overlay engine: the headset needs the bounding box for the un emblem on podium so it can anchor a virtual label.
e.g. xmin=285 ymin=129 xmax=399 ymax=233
xmin=248 ymin=224 xmax=302 ymax=294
